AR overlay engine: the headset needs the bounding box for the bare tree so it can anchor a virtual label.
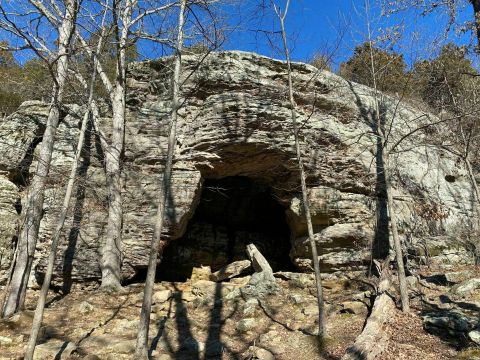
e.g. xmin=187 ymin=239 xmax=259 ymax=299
xmin=0 ymin=0 xmax=79 ymax=318
xmin=73 ymin=0 xmax=176 ymax=291
xmin=363 ymin=0 xmax=409 ymax=312
xmin=23 ymin=17 xmax=107 ymax=358
xmin=134 ymin=0 xmax=187 ymax=357
xmin=270 ymin=0 xmax=327 ymax=339
xmin=383 ymin=0 xmax=480 ymax=50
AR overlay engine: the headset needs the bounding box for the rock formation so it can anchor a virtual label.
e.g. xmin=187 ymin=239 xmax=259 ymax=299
xmin=0 ymin=51 xmax=476 ymax=285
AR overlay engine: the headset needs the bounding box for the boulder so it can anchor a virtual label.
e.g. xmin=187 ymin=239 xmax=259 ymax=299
xmin=445 ymin=270 xmax=474 ymax=284
xmin=210 ymin=260 xmax=252 ymax=281
xmin=469 ymin=330 xmax=480 ymax=345
xmin=452 ymin=278 xmax=480 ymax=297
xmin=236 ymin=318 xmax=257 ymax=333
xmin=33 ymin=339 xmax=77 ymax=360
xmin=152 ymin=289 xmax=173 ymax=304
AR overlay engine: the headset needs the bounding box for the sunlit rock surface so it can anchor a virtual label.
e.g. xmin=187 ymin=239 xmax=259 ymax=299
xmin=0 ymin=51 xmax=476 ymax=284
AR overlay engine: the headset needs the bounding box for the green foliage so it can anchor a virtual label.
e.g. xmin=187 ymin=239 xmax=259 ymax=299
xmin=339 ymin=42 xmax=408 ymax=94
xmin=411 ymin=43 xmax=478 ymax=111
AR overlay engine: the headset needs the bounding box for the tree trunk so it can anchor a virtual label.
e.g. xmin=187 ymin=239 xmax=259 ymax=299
xmin=1 ymin=0 xmax=77 ymax=318
xmin=99 ymin=0 xmax=133 ymax=290
xmin=24 ymin=42 xmax=101 ymax=359
xmin=383 ymin=156 xmax=410 ymax=312
xmin=342 ymin=266 xmax=395 ymax=360
xmin=100 ymin=86 xmax=125 ymax=291
xmin=273 ymin=0 xmax=326 ymax=339
xmin=365 ymin=0 xmax=409 ymax=312
xmin=134 ymin=0 xmax=187 ymax=357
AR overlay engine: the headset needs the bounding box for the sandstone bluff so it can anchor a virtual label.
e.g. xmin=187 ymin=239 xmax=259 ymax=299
xmin=0 ymin=51 xmax=476 ymax=286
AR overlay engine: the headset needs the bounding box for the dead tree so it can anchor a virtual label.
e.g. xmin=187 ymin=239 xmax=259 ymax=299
xmin=134 ymin=0 xmax=187 ymax=357
xmin=0 ymin=0 xmax=79 ymax=318
xmin=271 ymin=0 xmax=326 ymax=339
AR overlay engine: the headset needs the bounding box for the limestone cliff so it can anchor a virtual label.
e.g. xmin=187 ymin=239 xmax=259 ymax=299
xmin=0 ymin=51 xmax=476 ymax=285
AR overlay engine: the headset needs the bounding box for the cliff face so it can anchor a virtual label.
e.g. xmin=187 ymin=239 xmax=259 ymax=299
xmin=0 ymin=51 xmax=476 ymax=285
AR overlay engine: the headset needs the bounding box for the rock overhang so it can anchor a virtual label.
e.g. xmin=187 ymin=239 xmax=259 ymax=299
xmin=0 ymin=50 xmax=476 ymax=284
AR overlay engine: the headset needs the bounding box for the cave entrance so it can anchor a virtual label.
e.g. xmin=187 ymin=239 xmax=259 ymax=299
xmin=156 ymin=176 xmax=294 ymax=282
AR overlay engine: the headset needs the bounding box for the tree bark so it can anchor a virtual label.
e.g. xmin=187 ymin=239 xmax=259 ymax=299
xmin=1 ymin=0 xmax=78 ymax=318
xmin=342 ymin=268 xmax=395 ymax=360
xmin=272 ymin=0 xmax=326 ymax=339
xmin=383 ymin=157 xmax=410 ymax=312
xmin=24 ymin=30 xmax=103 ymax=359
xmin=99 ymin=0 xmax=136 ymax=291
xmin=134 ymin=0 xmax=187 ymax=357
xmin=100 ymin=87 xmax=125 ymax=291
xmin=365 ymin=0 xmax=409 ymax=312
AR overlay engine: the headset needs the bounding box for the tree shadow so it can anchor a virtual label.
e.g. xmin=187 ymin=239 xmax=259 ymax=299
xmin=347 ymin=82 xmax=390 ymax=266
xmin=62 ymin=118 xmax=94 ymax=294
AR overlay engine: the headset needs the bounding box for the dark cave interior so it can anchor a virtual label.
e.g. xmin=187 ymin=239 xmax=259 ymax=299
xmin=155 ymin=176 xmax=295 ymax=282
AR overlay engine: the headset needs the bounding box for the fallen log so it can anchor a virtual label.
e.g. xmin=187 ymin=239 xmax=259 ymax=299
xmin=342 ymin=264 xmax=396 ymax=360
xmin=246 ymin=244 xmax=275 ymax=282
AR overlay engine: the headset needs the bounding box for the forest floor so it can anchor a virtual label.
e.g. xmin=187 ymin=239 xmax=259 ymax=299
xmin=0 ymin=266 xmax=479 ymax=359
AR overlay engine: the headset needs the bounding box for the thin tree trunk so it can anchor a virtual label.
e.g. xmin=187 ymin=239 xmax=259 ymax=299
xmin=364 ymin=0 xmax=409 ymax=313
xmin=383 ymin=156 xmax=410 ymax=312
xmin=1 ymin=0 xmax=78 ymax=318
xmin=273 ymin=0 xmax=326 ymax=339
xmin=100 ymin=88 xmax=125 ymax=291
xmin=24 ymin=34 xmax=102 ymax=360
xmin=134 ymin=0 xmax=187 ymax=356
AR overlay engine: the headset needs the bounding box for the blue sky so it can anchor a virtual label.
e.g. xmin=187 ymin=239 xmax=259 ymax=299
xmin=216 ymin=0 xmax=477 ymax=70
xmin=3 ymin=0 xmax=477 ymax=69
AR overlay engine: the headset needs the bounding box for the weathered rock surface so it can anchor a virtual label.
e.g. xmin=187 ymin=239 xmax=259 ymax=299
xmin=210 ymin=260 xmax=252 ymax=281
xmin=0 ymin=51 xmax=476 ymax=284
xmin=452 ymin=278 xmax=480 ymax=297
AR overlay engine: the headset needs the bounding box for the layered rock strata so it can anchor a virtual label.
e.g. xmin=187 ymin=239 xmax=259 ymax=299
xmin=0 ymin=51 xmax=476 ymax=284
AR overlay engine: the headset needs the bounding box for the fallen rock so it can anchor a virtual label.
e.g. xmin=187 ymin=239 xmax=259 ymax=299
xmin=210 ymin=260 xmax=252 ymax=281
xmin=275 ymin=272 xmax=315 ymax=289
xmin=78 ymin=301 xmax=94 ymax=314
xmin=0 ymin=335 xmax=12 ymax=346
xmin=423 ymin=310 xmax=478 ymax=335
xmin=248 ymin=346 xmax=275 ymax=360
xmin=289 ymin=294 xmax=304 ymax=304
xmin=445 ymin=270 xmax=474 ymax=284
xmin=191 ymin=266 xmax=212 ymax=281
xmin=469 ymin=330 xmax=480 ymax=345
xmin=236 ymin=318 xmax=256 ymax=333
xmin=246 ymin=244 xmax=275 ymax=282
xmin=152 ymin=289 xmax=173 ymax=304
xmin=406 ymin=275 xmax=419 ymax=288
xmin=242 ymin=298 xmax=260 ymax=316
xmin=33 ymin=339 xmax=77 ymax=360
xmin=452 ymin=278 xmax=480 ymax=297
xmin=341 ymin=301 xmax=368 ymax=315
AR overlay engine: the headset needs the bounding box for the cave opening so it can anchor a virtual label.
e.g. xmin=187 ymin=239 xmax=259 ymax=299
xmin=155 ymin=176 xmax=295 ymax=282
